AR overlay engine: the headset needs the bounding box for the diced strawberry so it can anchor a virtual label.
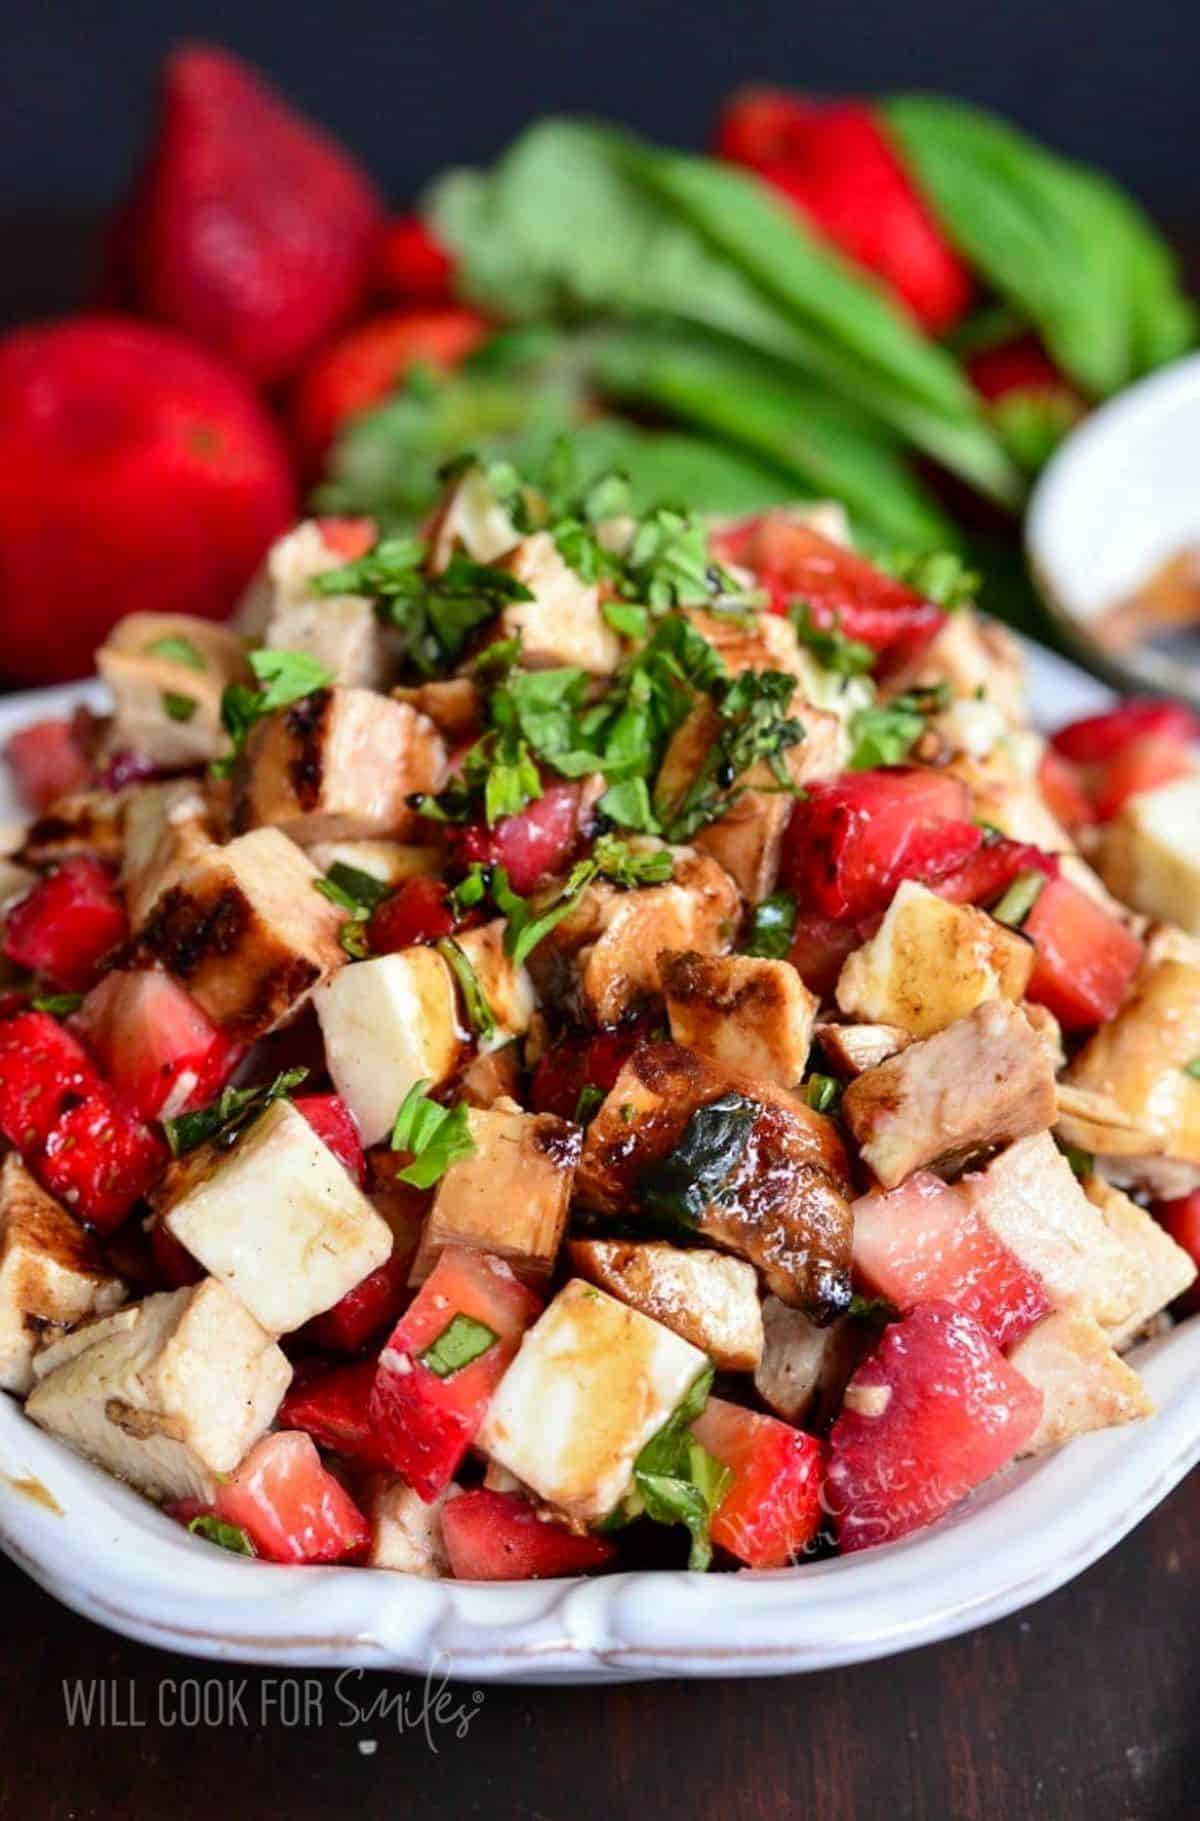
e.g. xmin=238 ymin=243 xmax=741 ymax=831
xmin=369 ymin=1246 xmax=541 ymax=1500
xmin=1023 ymin=877 xmax=1143 ymax=1031
xmin=934 ymin=836 xmax=1059 ymax=908
xmin=712 ymin=516 xmax=945 ymax=676
xmin=1036 ymin=747 xmax=1096 ymax=832
xmin=278 ymin=1360 xmax=393 ymax=1469
xmin=5 ymin=719 xmax=93 ymax=812
xmin=1152 ymin=1194 xmax=1200 ymax=1316
xmin=1092 ymin=737 xmax=1195 ymax=822
xmin=852 ymin=1173 xmax=1051 ymax=1348
xmin=0 ymin=1012 xmax=95 ymax=1150
xmin=786 ymin=912 xmax=874 ymax=998
xmin=148 ymin=1216 xmax=204 ymax=1288
xmin=309 ymin=1248 xmax=410 ymax=1355
xmin=826 ymin=1302 xmax=1043 ymax=1553
xmin=781 ymin=768 xmax=980 ymax=923
xmin=441 ymin=1489 xmax=616 ymax=1581
xmin=98 ymin=749 xmax=168 ymax=792
xmin=214 ymin=1431 xmax=371 ymax=1565
xmin=1050 ymin=698 xmax=1199 ymax=764
xmin=315 ymin=516 xmax=376 ymax=562
xmin=293 ymin=1094 xmax=365 ymax=1184
xmin=450 ymin=782 xmax=583 ymax=896
xmin=374 ymin=215 xmax=456 ymax=304
xmin=39 ymin=1089 xmax=166 ymax=1233
xmin=4 ymin=857 xmax=128 ymax=991
xmin=74 ymin=969 xmax=237 ymax=1121
xmin=530 ymin=1019 xmax=651 ymax=1122
xmin=367 ymin=875 xmax=456 ymax=953
xmin=690 ymin=1396 xmax=826 ymax=1569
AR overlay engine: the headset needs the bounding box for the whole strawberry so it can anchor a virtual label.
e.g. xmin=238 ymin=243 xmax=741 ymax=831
xmin=117 ymin=45 xmax=383 ymax=385
xmin=0 ymin=316 xmax=296 ymax=685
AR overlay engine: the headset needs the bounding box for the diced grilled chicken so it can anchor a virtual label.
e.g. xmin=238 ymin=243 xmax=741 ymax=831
xmin=842 ymin=1000 xmax=1057 ymax=1188
xmin=20 ymin=791 xmax=125 ymax=869
xmin=425 ymin=463 xmax=520 ymax=574
xmin=239 ymin=521 xmax=388 ymax=687
xmin=499 ymin=533 xmax=622 ymax=675
xmin=97 ymin=613 xmax=251 ymax=767
xmin=1064 ymin=959 xmax=1200 ymax=1196
xmin=478 ymin=1279 xmax=708 ymax=1523
xmin=0 ymin=1156 xmax=126 ymax=1395
xmin=391 ymin=677 xmax=481 ymax=743
xmin=1008 ymin=1310 xmax=1152 ymax=1455
xmin=235 ymin=687 xmax=445 ymax=845
xmin=526 ymin=846 xmax=739 ymax=1026
xmin=451 ymin=920 xmax=535 ymax=1052
xmin=1023 ymin=1003 xmax=1066 ymax=1073
xmin=121 ymin=779 xmax=221 ymax=930
xmin=962 ymin=1133 xmax=1142 ymax=1333
xmin=137 ymin=827 xmax=347 ymax=1039
xmin=897 ymin=608 xmax=1025 ymax=725
xmin=25 ymin=1280 xmax=290 ymax=1502
xmin=363 ymin=1475 xmax=457 ymax=1575
xmin=568 ymin=1237 xmax=764 ymax=1370
xmin=315 ymin=947 xmax=464 ymax=1146
xmin=456 ymin=1043 xmax=522 ymax=1110
xmin=835 ymin=880 xmax=1033 ymax=1039
xmin=577 ymin=1041 xmax=854 ymax=1318
xmin=1143 ymin=922 xmax=1200 ymax=969
xmin=753 ymin=1297 xmax=868 ymax=1428
xmin=948 ymin=737 xmax=1074 ymax=856
xmin=681 ymin=605 xmax=809 ymax=682
xmin=661 ymin=948 xmax=816 ymax=1087
xmin=815 ymin=1021 xmax=912 ymax=1078
xmin=160 ymin=1098 xmax=392 ymax=1335
xmin=1097 ymin=773 xmax=1200 ymax=934
xmin=410 ymin=1102 xmax=580 ymax=1283
xmin=1083 ymin=1174 xmax=1197 ymax=1349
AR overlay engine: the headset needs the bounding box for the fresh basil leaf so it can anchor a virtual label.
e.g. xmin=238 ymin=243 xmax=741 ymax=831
xmin=884 ymin=548 xmax=980 ymax=609
xmin=339 ymin=920 xmax=369 ymax=959
xmin=418 ymin=1312 xmax=498 ymax=1378
xmin=592 ymin=834 xmax=674 ymax=889
xmin=991 ymin=870 xmax=1047 ymax=929
xmin=29 ymin=992 xmax=85 ymax=1017
xmin=187 ymin=1515 xmax=256 ymax=1557
xmin=1183 ymin=1058 xmax=1200 ymax=1081
xmin=436 ymin=936 xmax=496 ymax=1043
xmin=658 ymin=668 xmax=805 ymax=841
xmin=789 ymin=604 xmax=875 ymax=678
xmin=390 ymin=1082 xmax=476 ymax=1187
xmin=743 ymin=891 xmax=796 ymax=960
xmin=147 ymin=635 xmax=206 ymax=671
xmin=596 ymin=776 xmax=658 ymax=833
xmin=574 ymin=1082 xmax=606 ymax=1125
xmin=848 ymin=697 xmax=926 ymax=770
xmin=216 ymin=650 xmax=333 ymax=773
xmin=1059 ymin=1143 xmax=1094 ymax=1179
xmin=325 ymin=863 xmax=391 ymax=913
xmin=639 ymin=1092 xmax=758 ymax=1228
xmin=603 ymin=602 xmax=650 ymax=640
xmin=163 ymin=1067 xmax=309 ymax=1158
xmin=804 ymin=1074 xmax=842 ymax=1115
xmin=162 ymin=691 xmax=198 ymax=724
xmin=632 ymin=1364 xmax=729 ymax=1571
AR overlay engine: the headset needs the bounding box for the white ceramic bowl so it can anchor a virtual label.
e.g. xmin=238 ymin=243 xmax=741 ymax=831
xmin=1027 ymin=351 xmax=1200 ymax=700
xmin=4 ymin=661 xmax=1197 ymax=1685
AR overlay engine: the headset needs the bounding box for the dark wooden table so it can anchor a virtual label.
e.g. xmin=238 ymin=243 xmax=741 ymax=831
xmin=2 ymin=219 xmax=1197 ymax=1821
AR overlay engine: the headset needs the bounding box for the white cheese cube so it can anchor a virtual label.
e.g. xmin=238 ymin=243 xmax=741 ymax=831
xmin=162 ymin=1099 xmax=393 ymax=1334
xmin=0 ymin=1156 xmax=126 ymax=1395
xmin=25 ymin=1279 xmax=291 ymax=1502
xmin=315 ymin=948 xmax=464 ymax=1146
xmin=1008 ymin=1310 xmax=1153 ymax=1455
xmin=478 ymin=1279 xmax=708 ymax=1522
xmin=364 ymin=1476 xmax=457 ymax=1575
xmin=1083 ymin=1174 xmax=1197 ymax=1349
xmin=1099 ymin=773 xmax=1200 ymax=932
xmin=411 ymin=1103 xmax=580 ymax=1283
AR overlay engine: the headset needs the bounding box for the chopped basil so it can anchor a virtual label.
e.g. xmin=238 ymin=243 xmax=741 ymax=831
xmin=216 ymin=649 xmax=334 ymax=773
xmin=848 ymin=698 xmax=925 ymax=770
xmin=789 ymin=603 xmax=875 ymax=677
xmin=573 ymin=1082 xmax=606 ymax=1125
xmin=147 ymin=635 xmax=206 ymax=671
xmin=1059 ymin=1142 xmax=1094 ymax=1179
xmin=390 ymin=1080 xmax=475 ymax=1187
xmin=418 ymin=1312 xmax=498 ymax=1378
xmin=639 ymin=1092 xmax=758 ymax=1229
xmin=885 ymin=548 xmax=980 ymax=610
xmin=991 ymin=870 xmax=1047 ymax=929
xmin=313 ymin=540 xmax=533 ymax=678
xmin=602 ymin=602 xmax=650 ymax=641
xmin=502 ymin=836 xmax=673 ymax=970
xmin=744 ymin=890 xmax=796 ymax=960
xmin=30 ymin=992 xmax=84 ymax=1017
xmin=847 ymin=1293 xmax=900 ymax=1328
xmin=162 ymin=691 xmax=198 ymax=724
xmin=162 ymin=1066 xmax=308 ymax=1157
xmin=338 ymin=919 xmax=369 ymax=959
xmin=187 ymin=1515 xmax=256 ymax=1556
xmin=436 ymin=936 xmax=496 ymax=1043
xmin=657 ymin=669 xmax=806 ymax=843
xmin=631 ymin=1364 xmax=730 ymax=1571
xmin=804 ymin=1073 xmax=842 ymax=1115
xmin=313 ymin=863 xmax=391 ymax=917
xmin=1184 ymin=1057 xmax=1200 ymax=1080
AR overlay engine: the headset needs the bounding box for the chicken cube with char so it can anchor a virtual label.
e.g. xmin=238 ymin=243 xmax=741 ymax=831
xmin=1083 ymin=1174 xmax=1197 ymax=1348
xmin=235 ymin=687 xmax=446 ymax=846
xmin=391 ymin=677 xmax=481 ymax=744
xmin=577 ymin=1041 xmax=854 ymax=1319
xmin=425 ymin=462 xmax=520 ymax=574
xmin=1008 ymin=1310 xmax=1153 ymax=1455
xmin=159 ymin=1097 xmax=393 ymax=1335
xmin=661 ymin=948 xmax=816 ymax=1088
xmin=25 ymin=1279 xmax=291 ymax=1502
xmin=896 ymin=607 xmax=1026 ymax=726
xmin=526 ymin=846 xmax=740 ymax=1027
xmin=451 ymin=920 xmax=535 ymax=1052
xmin=97 ymin=613 xmax=252 ymax=768
xmin=314 ymin=947 xmax=464 ymax=1147
xmin=754 ymin=1297 xmax=870 ymax=1428
xmin=0 ymin=1155 xmax=126 ymax=1395
xmin=20 ymin=791 xmax=125 ymax=870
xmin=121 ymin=779 xmax=222 ymax=930
xmin=841 ymin=1000 xmax=1057 ymax=1189
xmin=137 ymin=828 xmax=347 ymax=1040
xmin=363 ymin=1475 xmax=458 ymax=1575
xmin=1098 ymin=774 xmax=1200 ymax=935
xmin=410 ymin=1101 xmax=580 ymax=1284
xmin=498 ymin=533 xmax=621 ymax=676
xmin=568 ymin=1237 xmax=763 ymax=1371
xmin=239 ymin=521 xmax=388 ymax=687
xmin=478 ymin=1278 xmax=709 ymax=1523
xmin=835 ymin=880 xmax=1034 ymax=1040
xmin=815 ymin=1021 xmax=912 ymax=1078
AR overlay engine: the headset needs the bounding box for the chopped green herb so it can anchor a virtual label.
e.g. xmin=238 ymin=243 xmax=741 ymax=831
xmin=338 ymin=920 xmax=369 ymax=959
xmin=314 ymin=862 xmax=392 ymax=921
xmin=658 ymin=669 xmax=805 ymax=842
xmin=187 ymin=1515 xmax=256 ymax=1557
xmin=163 ymin=1067 xmax=309 ymax=1158
xmin=632 ymin=1364 xmax=729 ymax=1571
xmin=991 ymin=870 xmax=1047 ymax=929
xmin=30 ymin=992 xmax=84 ymax=1017
xmin=847 ymin=1294 xmax=900 ymax=1328
xmin=1060 ymin=1143 xmax=1094 ymax=1179
xmin=436 ymin=936 xmax=496 ymax=1043
xmin=789 ymin=603 xmax=875 ymax=677
xmin=147 ymin=635 xmax=206 ymax=671
xmin=162 ymin=691 xmax=198 ymax=724
xmin=390 ymin=1080 xmax=476 ymax=1187
xmin=639 ymin=1092 xmax=757 ymax=1229
xmin=573 ymin=1082 xmax=606 ymax=1125
xmin=886 ymin=549 xmax=980 ymax=609
xmin=216 ymin=649 xmax=334 ymax=773
xmin=804 ymin=1074 xmax=842 ymax=1115
xmin=1183 ymin=1057 xmax=1200 ymax=1081
xmin=418 ymin=1312 xmax=498 ymax=1378
xmin=448 ymin=863 xmax=491 ymax=917
xmin=744 ymin=890 xmax=796 ymax=960
xmin=502 ymin=837 xmax=672 ymax=969
xmin=603 ymin=601 xmax=650 ymax=641
xmin=848 ymin=697 xmax=926 ymax=770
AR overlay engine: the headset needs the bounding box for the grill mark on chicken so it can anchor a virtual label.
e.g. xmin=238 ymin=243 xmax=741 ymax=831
xmin=284 ymin=688 xmax=332 ymax=811
xmin=140 ymin=883 xmax=252 ymax=978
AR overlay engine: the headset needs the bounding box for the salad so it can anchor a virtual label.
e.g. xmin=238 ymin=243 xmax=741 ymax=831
xmin=1 ymin=453 xmax=1198 ymax=1581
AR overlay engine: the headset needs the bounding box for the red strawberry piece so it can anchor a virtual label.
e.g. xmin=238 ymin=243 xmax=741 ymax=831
xmin=374 ymin=215 xmax=456 ymax=304
xmin=1036 ymin=747 xmax=1096 ymax=832
xmin=4 ymin=857 xmax=128 ymax=991
xmin=826 ymin=1302 xmax=1043 ymax=1553
xmin=530 ymin=1018 xmax=651 ymax=1122
xmin=1092 ymin=736 xmax=1195 ymax=822
xmin=4 ymin=720 xmax=93 ymax=812
xmin=714 ymin=90 xmax=971 ymax=334
xmin=786 ymin=912 xmax=876 ymax=999
xmin=367 ymin=875 xmax=457 ymax=954
xmin=119 ymin=46 xmax=383 ymax=385
xmin=781 ymin=768 xmax=981 ymax=923
xmin=441 ymin=1489 xmax=616 ymax=1582
xmin=279 ymin=1359 xmax=393 ymax=1468
xmin=0 ymin=317 xmax=295 ymax=685
xmin=0 ymin=1011 xmax=96 ymax=1151
xmin=289 ymin=307 xmax=489 ymax=472
xmin=690 ymin=1396 xmax=826 ymax=1569
xmin=74 ymin=968 xmax=237 ymax=1121
xmin=309 ymin=1242 xmax=411 ymax=1355
xmin=1050 ymin=698 xmax=1199 ymax=764
xmin=450 ymin=781 xmax=583 ymax=896
xmin=314 ymin=516 xmax=376 ymax=563
xmin=148 ymin=1217 xmax=204 ymax=1288
xmin=214 ymin=1431 xmax=371 ymax=1564
xmin=292 ymin=1093 xmax=365 ymax=1184
xmin=1022 ymin=877 xmax=1143 ymax=1031
xmin=39 ymin=1086 xmax=166 ymax=1233
xmin=934 ymin=835 xmax=1059 ymax=908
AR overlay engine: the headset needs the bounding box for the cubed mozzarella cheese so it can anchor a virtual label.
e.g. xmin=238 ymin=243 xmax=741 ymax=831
xmin=500 ymin=534 xmax=621 ymax=675
xmin=451 ymin=920 xmax=535 ymax=1052
xmin=25 ymin=1280 xmax=290 ymax=1501
xmin=1008 ymin=1309 xmax=1153 ymax=1455
xmin=0 ymin=1156 xmax=126 ymax=1395
xmin=364 ymin=1476 xmax=457 ymax=1575
xmin=315 ymin=948 xmax=464 ymax=1146
xmin=161 ymin=1099 xmax=393 ymax=1334
xmin=1083 ymin=1174 xmax=1197 ymax=1349
xmin=478 ymin=1279 xmax=708 ymax=1522
xmin=238 ymin=521 xmax=387 ymax=686
xmin=568 ymin=1238 xmax=763 ymax=1371
xmin=411 ymin=1102 xmax=579 ymax=1283
xmin=661 ymin=949 xmax=816 ymax=1087
xmin=1099 ymin=773 xmax=1200 ymax=932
